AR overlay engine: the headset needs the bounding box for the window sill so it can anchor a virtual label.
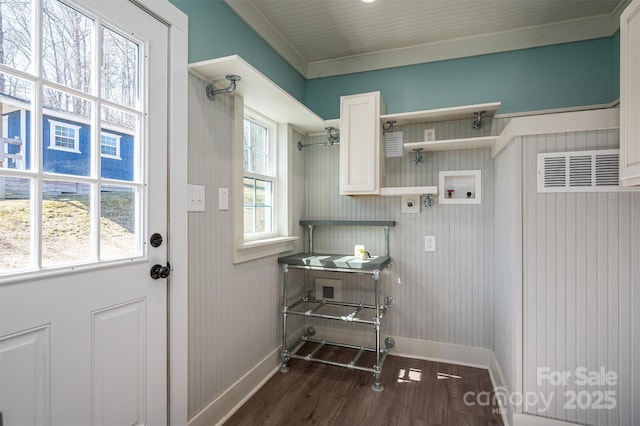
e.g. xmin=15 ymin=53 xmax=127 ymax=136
xmin=48 ymin=146 xmax=81 ymax=154
xmin=233 ymin=236 xmax=298 ymax=264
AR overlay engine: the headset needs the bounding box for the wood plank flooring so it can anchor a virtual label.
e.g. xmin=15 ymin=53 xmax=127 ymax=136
xmin=225 ymin=343 xmax=504 ymax=426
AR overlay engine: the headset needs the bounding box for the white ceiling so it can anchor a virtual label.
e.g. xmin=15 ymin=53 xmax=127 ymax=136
xmin=225 ymin=0 xmax=629 ymax=78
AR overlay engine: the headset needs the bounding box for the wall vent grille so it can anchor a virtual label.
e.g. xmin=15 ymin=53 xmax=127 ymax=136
xmin=537 ymin=149 xmax=620 ymax=193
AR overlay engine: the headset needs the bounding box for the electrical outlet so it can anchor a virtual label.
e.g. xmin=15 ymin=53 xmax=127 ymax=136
xmin=424 ymin=235 xmax=436 ymax=252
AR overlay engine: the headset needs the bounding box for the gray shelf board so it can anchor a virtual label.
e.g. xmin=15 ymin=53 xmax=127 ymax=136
xmin=278 ymin=253 xmax=392 ymax=271
xmin=300 ymin=220 xmax=396 ymax=227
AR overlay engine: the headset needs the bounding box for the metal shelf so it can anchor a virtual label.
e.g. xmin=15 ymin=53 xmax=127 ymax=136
xmin=285 ymin=296 xmax=392 ymax=325
xmin=285 ymin=333 xmax=393 ymax=375
xmin=278 ymin=219 xmax=396 ymax=391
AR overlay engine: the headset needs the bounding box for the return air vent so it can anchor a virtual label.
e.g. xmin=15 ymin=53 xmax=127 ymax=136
xmin=537 ymin=149 xmax=620 ymax=193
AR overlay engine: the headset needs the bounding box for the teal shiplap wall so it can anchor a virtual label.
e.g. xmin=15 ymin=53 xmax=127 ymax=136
xmin=169 ymin=0 xmax=620 ymax=119
xmin=306 ymin=37 xmax=620 ymax=119
xmin=168 ymin=0 xmax=306 ymax=102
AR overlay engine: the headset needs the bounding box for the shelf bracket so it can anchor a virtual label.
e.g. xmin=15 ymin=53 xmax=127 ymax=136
xmin=382 ymin=120 xmax=396 ymax=134
xmin=412 ymin=148 xmax=424 ymax=164
xmin=472 ymin=110 xmax=486 ymax=131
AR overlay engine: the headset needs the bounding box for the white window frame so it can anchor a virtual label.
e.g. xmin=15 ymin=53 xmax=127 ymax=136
xmin=243 ymin=112 xmax=276 ymax=240
xmin=100 ymin=131 xmax=122 ymax=160
xmin=232 ymin=97 xmax=297 ymax=263
xmin=47 ymin=119 xmax=81 ymax=153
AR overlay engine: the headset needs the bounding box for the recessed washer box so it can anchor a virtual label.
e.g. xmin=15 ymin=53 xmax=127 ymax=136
xmin=315 ymin=278 xmax=342 ymax=301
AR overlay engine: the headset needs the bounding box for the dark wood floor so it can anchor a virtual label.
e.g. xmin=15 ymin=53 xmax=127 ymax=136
xmin=225 ymin=343 xmax=504 ymax=426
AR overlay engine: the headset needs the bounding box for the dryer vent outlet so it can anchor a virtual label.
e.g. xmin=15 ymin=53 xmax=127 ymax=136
xmin=315 ymin=278 xmax=342 ymax=301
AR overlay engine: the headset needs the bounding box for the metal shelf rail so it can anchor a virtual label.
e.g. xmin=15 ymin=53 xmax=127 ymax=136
xmin=278 ymin=220 xmax=396 ymax=391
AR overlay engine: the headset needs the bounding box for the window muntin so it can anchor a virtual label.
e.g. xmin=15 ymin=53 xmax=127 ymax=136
xmin=243 ymin=115 xmax=275 ymax=238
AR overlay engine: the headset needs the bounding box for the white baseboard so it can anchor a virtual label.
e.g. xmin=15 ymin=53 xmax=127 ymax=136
xmin=188 ymin=348 xmax=281 ymax=426
xmin=513 ymin=413 xmax=581 ymax=426
xmin=188 ymin=327 xmax=307 ymax=426
xmin=313 ymin=325 xmax=494 ymax=369
xmin=488 ymin=351 xmax=512 ymax=426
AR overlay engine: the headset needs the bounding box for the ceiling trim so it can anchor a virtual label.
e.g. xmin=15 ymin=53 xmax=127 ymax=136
xmin=306 ymin=13 xmax=619 ymax=78
xmin=226 ymin=0 xmax=630 ymax=80
xmin=224 ymin=0 xmax=308 ymax=76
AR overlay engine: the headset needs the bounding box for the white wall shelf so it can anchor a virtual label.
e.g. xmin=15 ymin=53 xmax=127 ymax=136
xmin=189 ymin=55 xmax=328 ymax=133
xmin=404 ymin=136 xmax=498 ymax=152
xmin=379 ymin=186 xmax=438 ymax=196
xmin=439 ymin=170 xmax=481 ymax=204
xmin=381 ymin=102 xmax=500 ymax=126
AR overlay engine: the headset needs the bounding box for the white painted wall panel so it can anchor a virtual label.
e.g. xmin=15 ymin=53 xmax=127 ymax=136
xmin=521 ymin=130 xmax=638 ymax=425
xmin=303 ymin=118 xmax=495 ymax=348
xmin=493 ymin=138 xmax=522 ymax=425
xmin=187 ymin=75 xmax=304 ymax=419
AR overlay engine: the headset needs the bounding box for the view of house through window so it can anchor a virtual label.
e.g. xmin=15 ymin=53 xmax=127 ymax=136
xmin=0 ymin=0 xmax=143 ymax=274
xmin=243 ymin=115 xmax=274 ymax=237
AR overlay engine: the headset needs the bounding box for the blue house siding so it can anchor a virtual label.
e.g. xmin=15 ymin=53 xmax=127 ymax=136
xmin=4 ymin=109 xmax=134 ymax=181
xmin=43 ymin=115 xmax=91 ymax=177
xmin=100 ymin=128 xmax=134 ymax=181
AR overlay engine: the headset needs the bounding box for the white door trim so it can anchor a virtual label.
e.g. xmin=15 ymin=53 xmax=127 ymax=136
xmin=130 ymin=1 xmax=189 ymax=425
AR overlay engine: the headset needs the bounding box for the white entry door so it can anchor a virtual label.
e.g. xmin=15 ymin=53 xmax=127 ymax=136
xmin=0 ymin=0 xmax=169 ymax=424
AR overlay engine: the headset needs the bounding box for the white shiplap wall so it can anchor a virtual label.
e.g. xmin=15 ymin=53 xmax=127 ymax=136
xmin=493 ymin=139 xmax=523 ymax=426
xmin=521 ymin=130 xmax=639 ymax=426
xmin=303 ymin=118 xmax=496 ymax=348
xmin=187 ymin=74 xmax=306 ymax=420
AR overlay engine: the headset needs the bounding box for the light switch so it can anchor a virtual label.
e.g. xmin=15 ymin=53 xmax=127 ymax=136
xmin=219 ymin=187 xmax=229 ymax=211
xmin=187 ymin=184 xmax=205 ymax=212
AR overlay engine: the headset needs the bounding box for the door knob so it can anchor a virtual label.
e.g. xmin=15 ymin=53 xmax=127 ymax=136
xmin=150 ymin=262 xmax=171 ymax=279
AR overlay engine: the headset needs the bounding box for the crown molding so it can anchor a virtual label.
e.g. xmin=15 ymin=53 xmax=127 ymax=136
xmin=307 ymin=13 xmax=619 ymax=78
xmin=226 ymin=1 xmax=629 ymax=80
xmin=224 ymin=0 xmax=308 ymax=76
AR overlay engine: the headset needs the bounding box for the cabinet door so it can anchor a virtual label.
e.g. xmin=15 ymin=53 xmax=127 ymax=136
xmin=339 ymin=92 xmax=384 ymax=194
xmin=621 ymin=0 xmax=640 ymax=186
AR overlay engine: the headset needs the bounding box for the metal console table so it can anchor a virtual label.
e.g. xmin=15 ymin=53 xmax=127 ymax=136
xmin=278 ymin=220 xmax=396 ymax=391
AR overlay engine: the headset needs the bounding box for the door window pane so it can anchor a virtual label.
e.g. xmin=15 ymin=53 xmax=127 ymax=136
xmin=101 ymin=106 xmax=137 ymax=181
xmin=43 ymin=87 xmax=92 ymax=176
xmin=0 ymin=176 xmax=32 ymax=272
xmin=42 ymin=0 xmax=93 ymax=93
xmin=41 ymin=180 xmax=92 ymax=267
xmin=100 ymin=185 xmax=138 ymax=260
xmin=0 ymin=0 xmax=32 ymax=72
xmin=1 ymin=72 xmax=32 ymax=171
xmin=101 ymin=27 xmax=139 ymax=109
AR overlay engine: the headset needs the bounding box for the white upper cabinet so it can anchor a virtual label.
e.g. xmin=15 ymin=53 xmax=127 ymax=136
xmin=621 ymin=0 xmax=640 ymax=186
xmin=339 ymin=92 xmax=386 ymax=195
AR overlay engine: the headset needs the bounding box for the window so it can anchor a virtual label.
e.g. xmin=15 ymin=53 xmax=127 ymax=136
xmin=243 ymin=116 xmax=274 ymax=238
xmin=48 ymin=119 xmax=81 ymax=153
xmin=232 ymin=103 xmax=297 ymax=263
xmin=100 ymin=132 xmax=121 ymax=159
xmin=0 ymin=0 xmax=144 ymax=276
